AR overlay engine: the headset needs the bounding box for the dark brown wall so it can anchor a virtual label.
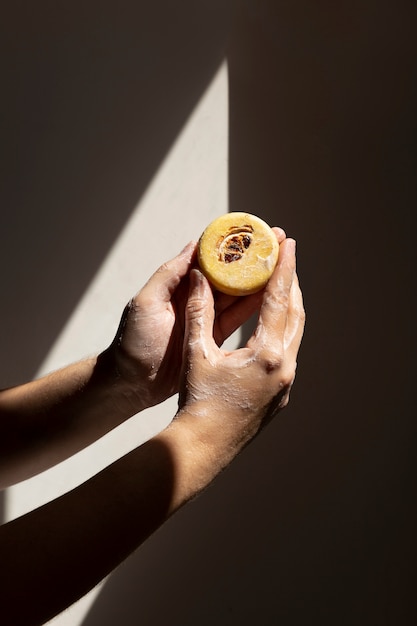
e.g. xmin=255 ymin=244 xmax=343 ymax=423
xmin=226 ymin=3 xmax=417 ymax=624
xmin=84 ymin=4 xmax=417 ymax=625
xmin=2 ymin=2 xmax=416 ymax=624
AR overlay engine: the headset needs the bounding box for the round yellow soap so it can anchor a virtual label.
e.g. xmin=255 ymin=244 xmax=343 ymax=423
xmin=197 ymin=212 xmax=279 ymax=296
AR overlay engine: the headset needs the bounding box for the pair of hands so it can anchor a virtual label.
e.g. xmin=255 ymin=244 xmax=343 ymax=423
xmin=108 ymin=226 xmax=304 ymax=436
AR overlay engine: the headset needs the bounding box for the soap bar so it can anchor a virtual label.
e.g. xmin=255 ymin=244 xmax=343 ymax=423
xmin=197 ymin=212 xmax=279 ymax=296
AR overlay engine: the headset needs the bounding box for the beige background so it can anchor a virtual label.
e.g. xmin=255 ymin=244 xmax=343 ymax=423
xmin=1 ymin=2 xmax=416 ymax=624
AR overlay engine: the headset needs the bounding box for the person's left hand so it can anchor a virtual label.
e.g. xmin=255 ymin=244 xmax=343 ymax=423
xmin=106 ymin=228 xmax=286 ymax=413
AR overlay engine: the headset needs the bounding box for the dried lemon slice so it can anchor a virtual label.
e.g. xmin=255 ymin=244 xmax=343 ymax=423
xmin=197 ymin=212 xmax=279 ymax=295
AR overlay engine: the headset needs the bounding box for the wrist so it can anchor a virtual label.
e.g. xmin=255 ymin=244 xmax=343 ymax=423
xmin=156 ymin=403 xmax=254 ymax=510
xmin=176 ymin=397 xmax=263 ymax=456
xmin=95 ymin=348 xmax=149 ymax=418
xmin=154 ymin=417 xmax=218 ymax=510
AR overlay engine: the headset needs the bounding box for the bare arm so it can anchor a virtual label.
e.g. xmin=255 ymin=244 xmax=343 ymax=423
xmin=0 ymin=232 xmax=286 ymax=488
xmin=0 ymin=237 xmax=304 ymax=626
xmin=0 ymin=426 xmax=202 ymax=626
xmin=0 ymin=241 xmax=197 ymax=488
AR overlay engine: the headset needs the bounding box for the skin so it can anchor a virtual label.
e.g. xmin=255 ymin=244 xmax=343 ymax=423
xmin=177 ymin=237 xmax=304 ymax=462
xmin=0 ymin=231 xmax=284 ymax=487
xmin=0 ymin=228 xmax=304 ymax=626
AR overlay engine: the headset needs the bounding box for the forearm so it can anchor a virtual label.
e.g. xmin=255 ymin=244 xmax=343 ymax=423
xmin=0 ymin=349 xmax=146 ymax=488
xmin=0 ymin=413 xmax=234 ymax=626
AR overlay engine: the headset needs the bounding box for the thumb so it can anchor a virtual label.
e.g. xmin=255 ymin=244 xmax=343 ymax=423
xmin=184 ymin=268 xmax=215 ymax=357
xmin=140 ymin=240 xmax=197 ymax=304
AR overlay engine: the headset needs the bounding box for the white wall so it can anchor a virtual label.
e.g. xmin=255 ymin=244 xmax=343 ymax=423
xmin=4 ymin=58 xmax=231 ymax=625
xmin=1 ymin=2 xmax=235 ymax=623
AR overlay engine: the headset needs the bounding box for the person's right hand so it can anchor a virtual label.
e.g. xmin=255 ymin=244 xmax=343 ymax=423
xmin=177 ymin=238 xmax=305 ymax=457
xmin=103 ymin=228 xmax=287 ymax=415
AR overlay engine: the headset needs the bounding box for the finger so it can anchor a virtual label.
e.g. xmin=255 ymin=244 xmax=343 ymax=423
xmin=249 ymin=238 xmax=296 ymax=350
xmin=140 ymin=241 xmax=197 ymax=304
xmin=284 ymin=272 xmax=305 ymax=354
xmin=184 ymin=268 xmax=217 ymax=359
xmin=273 ymin=275 xmax=305 ymax=409
xmin=272 ymin=226 xmax=287 ymax=243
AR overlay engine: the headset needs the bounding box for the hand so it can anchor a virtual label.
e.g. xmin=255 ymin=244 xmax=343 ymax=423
xmin=106 ymin=227 xmax=287 ymax=413
xmin=177 ymin=237 xmax=305 ymax=454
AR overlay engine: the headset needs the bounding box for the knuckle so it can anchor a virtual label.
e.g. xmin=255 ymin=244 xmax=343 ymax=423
xmin=187 ymin=297 xmax=207 ymax=324
xmin=187 ymin=295 xmax=205 ymax=314
xmin=274 ymin=374 xmax=295 ymax=409
xmin=261 ymin=353 xmax=296 ymax=389
xmin=265 ymin=290 xmax=289 ymax=310
xmin=259 ymin=350 xmax=284 ymax=374
xmin=293 ymin=302 xmax=306 ymax=324
xmin=129 ymin=296 xmax=150 ymax=317
xmin=156 ymin=261 xmax=170 ymax=274
xmin=280 ymin=370 xmax=295 ymax=390
xmin=278 ymin=392 xmax=291 ymax=410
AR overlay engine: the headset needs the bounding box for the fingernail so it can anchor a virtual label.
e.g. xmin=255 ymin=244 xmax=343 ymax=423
xmin=272 ymin=226 xmax=286 ymax=241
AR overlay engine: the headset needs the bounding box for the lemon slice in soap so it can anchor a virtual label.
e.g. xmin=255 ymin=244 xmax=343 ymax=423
xmin=197 ymin=212 xmax=279 ymax=296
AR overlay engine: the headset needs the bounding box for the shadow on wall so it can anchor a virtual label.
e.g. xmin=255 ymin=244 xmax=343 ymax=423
xmin=2 ymin=1 xmax=416 ymax=625
xmin=0 ymin=0 xmax=233 ymax=387
xmin=1 ymin=437 xmax=177 ymax=626
xmin=83 ymin=2 xmax=417 ymax=626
